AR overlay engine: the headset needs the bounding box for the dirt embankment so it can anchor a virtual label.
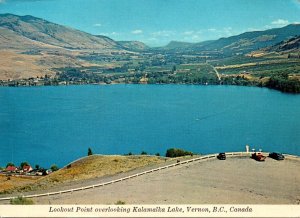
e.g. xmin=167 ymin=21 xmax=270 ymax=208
xmin=0 ymin=155 xmax=172 ymax=195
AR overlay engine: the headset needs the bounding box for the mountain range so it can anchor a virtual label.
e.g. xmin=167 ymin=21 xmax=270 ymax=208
xmin=164 ymin=24 xmax=300 ymax=54
xmin=0 ymin=13 xmax=299 ymax=80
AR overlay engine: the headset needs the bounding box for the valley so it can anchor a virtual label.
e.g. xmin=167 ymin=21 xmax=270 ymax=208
xmin=0 ymin=14 xmax=300 ymax=93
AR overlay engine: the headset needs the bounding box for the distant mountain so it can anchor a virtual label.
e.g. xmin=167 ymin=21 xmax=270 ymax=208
xmin=0 ymin=13 xmax=120 ymax=50
xmin=162 ymin=24 xmax=300 ymax=54
xmin=118 ymin=41 xmax=149 ymax=51
xmin=164 ymin=41 xmax=195 ymax=50
xmin=0 ymin=13 xmax=130 ymax=80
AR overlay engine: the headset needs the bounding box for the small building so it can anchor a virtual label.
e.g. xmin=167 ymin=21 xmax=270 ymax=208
xmin=23 ymin=165 xmax=33 ymax=173
xmin=6 ymin=166 xmax=18 ymax=172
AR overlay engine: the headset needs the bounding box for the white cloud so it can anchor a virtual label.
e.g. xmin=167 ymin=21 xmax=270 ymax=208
xmin=183 ymin=31 xmax=194 ymax=35
xmin=151 ymin=30 xmax=175 ymax=37
xmin=271 ymin=19 xmax=289 ymax=26
xmin=0 ymin=0 xmax=6 ymax=3
xmin=100 ymin=32 xmax=120 ymax=37
xmin=131 ymin=29 xmax=143 ymax=34
xmin=207 ymin=28 xmax=216 ymax=32
xmin=93 ymin=23 xmax=102 ymax=27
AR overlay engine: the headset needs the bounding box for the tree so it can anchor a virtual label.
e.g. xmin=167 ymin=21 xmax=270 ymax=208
xmin=165 ymin=148 xmax=193 ymax=158
xmin=20 ymin=162 xmax=30 ymax=169
xmin=88 ymin=147 xmax=93 ymax=156
xmin=35 ymin=164 xmax=40 ymax=170
xmin=6 ymin=162 xmax=14 ymax=168
xmin=141 ymin=151 xmax=147 ymax=155
xmin=50 ymin=164 xmax=59 ymax=172
xmin=171 ymin=65 xmax=177 ymax=73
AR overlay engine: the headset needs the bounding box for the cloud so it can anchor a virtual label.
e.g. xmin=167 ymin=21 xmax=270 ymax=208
xmin=93 ymin=23 xmax=102 ymax=27
xmin=100 ymin=32 xmax=120 ymax=37
xmin=0 ymin=0 xmax=5 ymax=3
xmin=131 ymin=29 xmax=143 ymax=34
xmin=207 ymin=28 xmax=216 ymax=32
xmin=151 ymin=30 xmax=175 ymax=37
xmin=271 ymin=19 xmax=289 ymax=26
xmin=183 ymin=31 xmax=194 ymax=35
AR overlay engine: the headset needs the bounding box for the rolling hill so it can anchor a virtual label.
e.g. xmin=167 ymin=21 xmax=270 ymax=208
xmin=1 ymin=13 xmax=300 ymax=83
xmin=0 ymin=13 xmax=130 ymax=80
xmin=118 ymin=41 xmax=149 ymax=51
xmin=0 ymin=13 xmax=120 ymax=50
xmin=267 ymin=35 xmax=300 ymax=53
xmin=162 ymin=24 xmax=300 ymax=55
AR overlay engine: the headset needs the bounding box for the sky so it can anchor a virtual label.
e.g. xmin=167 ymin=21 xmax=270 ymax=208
xmin=0 ymin=0 xmax=300 ymax=46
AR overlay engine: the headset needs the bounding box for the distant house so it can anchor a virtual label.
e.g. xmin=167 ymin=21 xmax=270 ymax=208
xmin=23 ymin=165 xmax=33 ymax=173
xmin=6 ymin=166 xmax=17 ymax=172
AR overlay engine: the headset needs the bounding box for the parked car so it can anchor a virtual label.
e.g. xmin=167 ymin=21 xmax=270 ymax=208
xmin=251 ymin=152 xmax=266 ymax=161
xmin=269 ymin=152 xmax=285 ymax=160
xmin=217 ymin=153 xmax=226 ymax=160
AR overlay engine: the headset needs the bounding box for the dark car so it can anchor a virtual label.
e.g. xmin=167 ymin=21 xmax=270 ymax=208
xmin=217 ymin=153 xmax=226 ymax=160
xmin=269 ymin=152 xmax=285 ymax=160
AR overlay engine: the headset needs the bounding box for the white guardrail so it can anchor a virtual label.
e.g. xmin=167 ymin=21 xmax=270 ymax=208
xmin=0 ymin=152 xmax=299 ymax=201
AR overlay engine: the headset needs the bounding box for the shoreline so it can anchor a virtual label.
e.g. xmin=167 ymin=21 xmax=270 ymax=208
xmin=0 ymin=81 xmax=297 ymax=94
xmin=0 ymin=79 xmax=300 ymax=94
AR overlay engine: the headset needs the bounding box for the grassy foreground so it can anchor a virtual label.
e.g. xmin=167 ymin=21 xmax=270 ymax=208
xmin=0 ymin=155 xmax=170 ymax=194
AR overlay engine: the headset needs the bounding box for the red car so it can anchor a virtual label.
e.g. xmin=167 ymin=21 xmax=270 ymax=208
xmin=251 ymin=152 xmax=266 ymax=161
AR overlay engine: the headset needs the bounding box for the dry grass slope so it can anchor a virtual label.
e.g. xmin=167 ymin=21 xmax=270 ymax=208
xmin=0 ymin=155 xmax=168 ymax=194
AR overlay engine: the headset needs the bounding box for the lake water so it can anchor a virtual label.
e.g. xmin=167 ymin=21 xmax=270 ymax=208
xmin=0 ymin=85 xmax=299 ymax=168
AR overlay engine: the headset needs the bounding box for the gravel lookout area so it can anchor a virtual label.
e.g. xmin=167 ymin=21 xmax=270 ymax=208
xmin=1 ymin=154 xmax=299 ymax=205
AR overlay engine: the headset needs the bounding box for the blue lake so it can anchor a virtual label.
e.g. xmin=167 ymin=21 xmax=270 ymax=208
xmin=0 ymin=84 xmax=299 ymax=168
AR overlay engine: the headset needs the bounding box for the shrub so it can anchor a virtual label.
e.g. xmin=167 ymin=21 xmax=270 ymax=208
xmin=115 ymin=200 xmax=125 ymax=205
xmin=141 ymin=151 xmax=147 ymax=155
xmin=20 ymin=162 xmax=30 ymax=169
xmin=165 ymin=148 xmax=193 ymax=158
xmin=88 ymin=147 xmax=93 ymax=156
xmin=50 ymin=164 xmax=59 ymax=172
xmin=6 ymin=162 xmax=14 ymax=168
xmin=155 ymin=153 xmax=160 ymax=156
xmin=10 ymin=196 xmax=34 ymax=205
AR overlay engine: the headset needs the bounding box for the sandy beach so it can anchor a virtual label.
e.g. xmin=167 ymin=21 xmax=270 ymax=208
xmin=27 ymin=156 xmax=300 ymax=205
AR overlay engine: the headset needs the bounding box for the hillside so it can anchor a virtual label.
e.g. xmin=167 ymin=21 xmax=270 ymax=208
xmin=164 ymin=41 xmax=195 ymax=50
xmin=267 ymin=35 xmax=300 ymax=53
xmin=162 ymin=24 xmax=300 ymax=55
xmin=0 ymin=155 xmax=170 ymax=194
xmin=0 ymin=13 xmax=131 ymax=80
xmin=118 ymin=41 xmax=149 ymax=51
xmin=0 ymin=14 xmax=120 ymax=50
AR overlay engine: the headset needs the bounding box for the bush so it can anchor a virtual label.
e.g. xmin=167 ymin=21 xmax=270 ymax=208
xmin=155 ymin=153 xmax=160 ymax=156
xmin=10 ymin=196 xmax=34 ymax=205
xmin=20 ymin=162 xmax=30 ymax=169
xmin=141 ymin=151 xmax=147 ymax=155
xmin=115 ymin=200 xmax=125 ymax=205
xmin=88 ymin=147 xmax=93 ymax=156
xmin=50 ymin=164 xmax=59 ymax=172
xmin=6 ymin=162 xmax=14 ymax=168
xmin=165 ymin=148 xmax=193 ymax=158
